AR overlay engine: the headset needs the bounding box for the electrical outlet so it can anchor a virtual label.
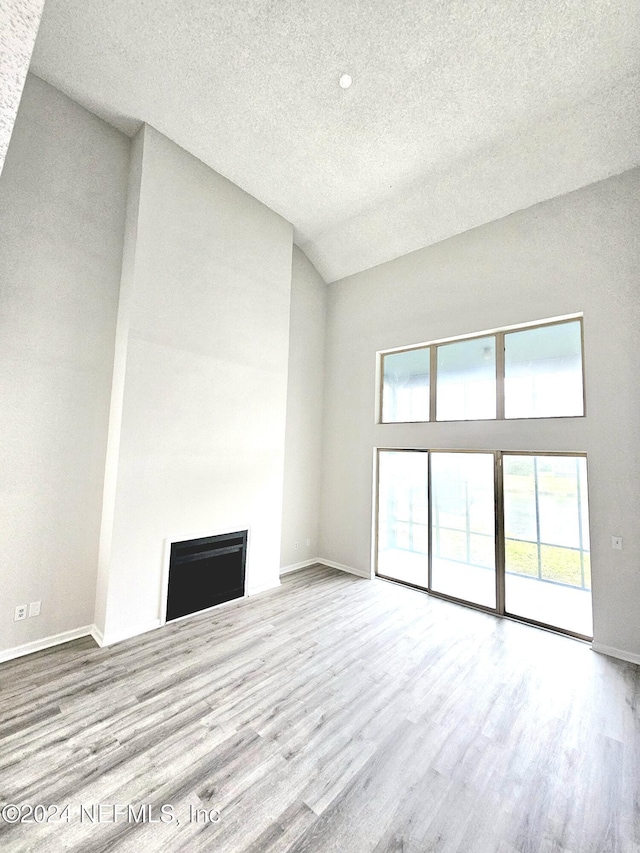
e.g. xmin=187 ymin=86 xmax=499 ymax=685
xmin=14 ymin=605 xmax=27 ymax=622
xmin=294 ymin=541 xmax=299 ymax=551
xmin=612 ymin=536 xmax=623 ymax=550
xmin=29 ymin=601 xmax=41 ymax=617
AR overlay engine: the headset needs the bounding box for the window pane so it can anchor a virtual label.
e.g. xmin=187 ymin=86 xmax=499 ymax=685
xmin=430 ymin=452 xmax=496 ymax=608
xmin=505 ymin=321 xmax=583 ymax=418
xmin=503 ymin=456 xmax=537 ymax=541
xmin=381 ymin=348 xmax=430 ymax=422
xmin=377 ymin=451 xmax=429 ymax=587
xmin=470 ymin=533 xmax=495 ymax=568
xmin=436 ymin=337 xmax=496 ymax=421
xmin=505 ymin=539 xmax=538 ymax=578
xmin=537 ymin=456 xmax=581 ymax=548
xmin=437 ymin=528 xmax=467 ymax=563
xmin=504 ymin=455 xmax=592 ymax=636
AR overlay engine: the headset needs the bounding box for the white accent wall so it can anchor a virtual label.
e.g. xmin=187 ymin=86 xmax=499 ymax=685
xmin=96 ymin=125 xmax=294 ymax=645
xmin=280 ymin=247 xmax=327 ymax=569
xmin=0 ymin=75 xmax=129 ymax=654
xmin=320 ymin=168 xmax=640 ymax=659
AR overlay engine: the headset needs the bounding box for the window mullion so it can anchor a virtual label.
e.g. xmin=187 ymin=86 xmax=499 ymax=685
xmin=429 ymin=346 xmax=437 ymax=422
xmin=496 ymin=331 xmax=505 ymax=420
xmin=495 ymin=451 xmax=505 ymax=615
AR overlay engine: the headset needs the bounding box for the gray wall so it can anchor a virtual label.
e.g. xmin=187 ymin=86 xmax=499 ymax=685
xmin=2 ymin=74 xmax=638 ymax=663
xmin=0 ymin=75 xmax=129 ymax=655
xmin=97 ymin=125 xmax=294 ymax=644
xmin=280 ymin=247 xmax=327 ymax=569
xmin=320 ymin=168 xmax=640 ymax=660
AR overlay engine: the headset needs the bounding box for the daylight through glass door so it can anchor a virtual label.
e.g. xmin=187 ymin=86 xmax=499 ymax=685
xmin=377 ymin=450 xmax=429 ymax=587
xmin=503 ymin=454 xmax=592 ymax=637
xmin=430 ymin=452 xmax=496 ymax=608
xmin=375 ymin=449 xmax=592 ymax=638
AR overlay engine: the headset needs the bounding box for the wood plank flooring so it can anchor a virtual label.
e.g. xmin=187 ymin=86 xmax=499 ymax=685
xmin=0 ymin=564 xmax=638 ymax=852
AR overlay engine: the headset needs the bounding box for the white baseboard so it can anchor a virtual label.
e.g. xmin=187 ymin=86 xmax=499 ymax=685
xmin=591 ymin=642 xmax=640 ymax=666
xmin=90 ymin=624 xmax=105 ymax=647
xmin=318 ymin=558 xmax=371 ymax=580
xmin=0 ymin=625 xmax=94 ymax=664
xmin=101 ymin=619 xmax=161 ymax=648
xmin=0 ymin=562 xmax=367 ymax=663
xmin=280 ymin=558 xmax=320 ymax=575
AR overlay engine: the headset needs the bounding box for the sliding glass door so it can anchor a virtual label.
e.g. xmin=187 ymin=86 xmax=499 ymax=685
xmin=430 ymin=452 xmax=496 ymax=608
xmin=377 ymin=450 xmax=429 ymax=587
xmin=503 ymin=454 xmax=592 ymax=636
xmin=375 ymin=449 xmax=592 ymax=638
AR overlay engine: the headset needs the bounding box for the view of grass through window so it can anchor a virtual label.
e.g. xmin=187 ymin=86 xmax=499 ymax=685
xmin=504 ymin=454 xmax=591 ymax=635
xmin=376 ymin=450 xmax=593 ymax=637
xmin=505 ymin=540 xmax=591 ymax=587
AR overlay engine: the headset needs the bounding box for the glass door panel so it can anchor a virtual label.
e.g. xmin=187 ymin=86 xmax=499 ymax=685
xmin=430 ymin=452 xmax=496 ymax=608
xmin=503 ymin=454 xmax=592 ymax=636
xmin=376 ymin=451 xmax=429 ymax=587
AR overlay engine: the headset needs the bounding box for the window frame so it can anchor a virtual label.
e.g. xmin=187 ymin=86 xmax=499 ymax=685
xmin=378 ymin=315 xmax=585 ymax=424
xmin=373 ymin=447 xmax=593 ymax=641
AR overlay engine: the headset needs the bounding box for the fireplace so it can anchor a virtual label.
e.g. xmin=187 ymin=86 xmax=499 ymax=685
xmin=165 ymin=530 xmax=247 ymax=622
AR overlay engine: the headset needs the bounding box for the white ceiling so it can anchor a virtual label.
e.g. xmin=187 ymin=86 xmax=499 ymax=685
xmin=30 ymin=0 xmax=640 ymax=282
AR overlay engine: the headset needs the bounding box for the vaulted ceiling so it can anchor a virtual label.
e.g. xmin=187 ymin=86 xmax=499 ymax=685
xmin=30 ymin=0 xmax=640 ymax=282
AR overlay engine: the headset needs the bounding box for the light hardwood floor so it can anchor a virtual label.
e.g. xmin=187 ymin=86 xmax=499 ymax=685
xmin=0 ymin=564 xmax=638 ymax=852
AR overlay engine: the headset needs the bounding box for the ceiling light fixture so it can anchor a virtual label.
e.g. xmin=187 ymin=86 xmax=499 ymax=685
xmin=339 ymin=74 xmax=352 ymax=89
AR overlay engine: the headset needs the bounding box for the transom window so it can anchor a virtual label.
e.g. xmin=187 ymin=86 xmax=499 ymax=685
xmin=380 ymin=316 xmax=584 ymax=423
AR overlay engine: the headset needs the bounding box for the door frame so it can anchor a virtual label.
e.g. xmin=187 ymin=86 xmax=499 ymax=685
xmin=373 ymin=447 xmax=592 ymax=641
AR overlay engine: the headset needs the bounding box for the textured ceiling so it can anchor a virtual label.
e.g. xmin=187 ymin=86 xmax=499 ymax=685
xmin=0 ymin=0 xmax=46 ymax=176
xmin=29 ymin=0 xmax=640 ymax=282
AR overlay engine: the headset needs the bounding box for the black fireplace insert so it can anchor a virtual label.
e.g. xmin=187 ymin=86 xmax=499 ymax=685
xmin=166 ymin=530 xmax=247 ymax=622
